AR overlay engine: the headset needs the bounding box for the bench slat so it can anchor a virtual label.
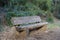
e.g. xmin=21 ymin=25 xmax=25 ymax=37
xmin=11 ymin=16 xmax=41 ymax=25
xmin=16 ymin=22 xmax=48 ymax=29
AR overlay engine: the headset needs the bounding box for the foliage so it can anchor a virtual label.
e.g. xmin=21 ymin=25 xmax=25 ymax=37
xmin=53 ymin=0 xmax=60 ymax=19
xmin=1 ymin=0 xmax=55 ymax=26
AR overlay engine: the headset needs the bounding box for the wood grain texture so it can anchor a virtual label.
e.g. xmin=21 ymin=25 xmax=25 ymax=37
xmin=11 ymin=16 xmax=41 ymax=25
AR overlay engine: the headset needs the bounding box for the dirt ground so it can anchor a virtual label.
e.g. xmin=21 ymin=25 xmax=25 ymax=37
xmin=0 ymin=26 xmax=60 ymax=40
xmin=25 ymin=27 xmax=60 ymax=40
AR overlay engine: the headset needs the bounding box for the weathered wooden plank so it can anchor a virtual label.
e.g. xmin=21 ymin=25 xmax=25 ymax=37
xmin=16 ymin=22 xmax=48 ymax=29
xmin=11 ymin=16 xmax=41 ymax=25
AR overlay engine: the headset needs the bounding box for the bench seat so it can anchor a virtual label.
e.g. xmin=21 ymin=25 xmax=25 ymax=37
xmin=16 ymin=22 xmax=48 ymax=29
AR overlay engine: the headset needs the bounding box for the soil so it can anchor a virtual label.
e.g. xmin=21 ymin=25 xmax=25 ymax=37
xmin=0 ymin=26 xmax=60 ymax=40
xmin=25 ymin=27 xmax=60 ymax=40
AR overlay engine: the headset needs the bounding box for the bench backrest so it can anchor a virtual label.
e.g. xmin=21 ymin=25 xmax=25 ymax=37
xmin=11 ymin=16 xmax=41 ymax=25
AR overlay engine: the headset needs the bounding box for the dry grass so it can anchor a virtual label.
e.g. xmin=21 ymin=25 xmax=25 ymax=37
xmin=0 ymin=27 xmax=24 ymax=40
xmin=0 ymin=24 xmax=60 ymax=40
xmin=0 ymin=25 xmax=48 ymax=40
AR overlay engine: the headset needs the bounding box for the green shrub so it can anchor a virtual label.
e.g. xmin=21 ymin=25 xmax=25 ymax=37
xmin=5 ymin=11 xmax=37 ymax=26
xmin=4 ymin=0 xmax=54 ymax=26
xmin=46 ymin=11 xmax=54 ymax=22
xmin=46 ymin=17 xmax=53 ymax=22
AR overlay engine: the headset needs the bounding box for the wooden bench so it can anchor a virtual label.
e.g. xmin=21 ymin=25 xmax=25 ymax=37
xmin=11 ymin=16 xmax=48 ymax=36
